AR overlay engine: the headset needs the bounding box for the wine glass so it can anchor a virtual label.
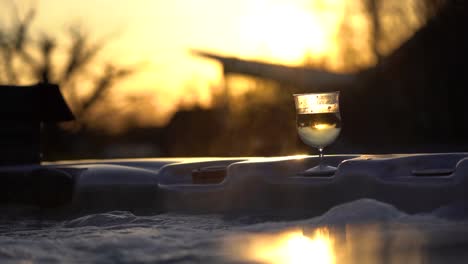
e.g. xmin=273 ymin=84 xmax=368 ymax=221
xmin=293 ymin=91 xmax=341 ymax=175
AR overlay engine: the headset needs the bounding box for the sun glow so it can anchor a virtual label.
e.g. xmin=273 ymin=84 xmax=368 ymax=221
xmin=22 ymin=0 xmax=352 ymax=128
xmin=244 ymin=228 xmax=335 ymax=264
xmin=241 ymin=1 xmax=335 ymax=64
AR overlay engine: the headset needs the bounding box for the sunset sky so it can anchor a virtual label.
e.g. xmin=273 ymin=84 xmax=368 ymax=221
xmin=1 ymin=0 xmax=422 ymax=127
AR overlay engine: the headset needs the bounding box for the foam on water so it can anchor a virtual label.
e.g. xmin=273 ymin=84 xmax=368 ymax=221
xmin=1 ymin=199 xmax=468 ymax=263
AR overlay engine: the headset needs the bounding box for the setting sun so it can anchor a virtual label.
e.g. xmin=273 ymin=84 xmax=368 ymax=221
xmin=241 ymin=2 xmax=332 ymax=63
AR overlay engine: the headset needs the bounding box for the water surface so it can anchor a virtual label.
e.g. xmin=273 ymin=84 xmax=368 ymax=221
xmin=1 ymin=199 xmax=468 ymax=263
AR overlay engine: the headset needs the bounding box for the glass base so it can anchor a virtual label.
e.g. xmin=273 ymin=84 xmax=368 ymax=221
xmin=298 ymin=164 xmax=337 ymax=176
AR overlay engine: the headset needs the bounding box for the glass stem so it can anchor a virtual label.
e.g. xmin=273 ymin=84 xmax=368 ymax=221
xmin=318 ymin=147 xmax=324 ymax=167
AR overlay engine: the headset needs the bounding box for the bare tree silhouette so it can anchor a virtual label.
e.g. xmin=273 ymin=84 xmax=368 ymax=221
xmin=0 ymin=3 xmax=136 ymax=131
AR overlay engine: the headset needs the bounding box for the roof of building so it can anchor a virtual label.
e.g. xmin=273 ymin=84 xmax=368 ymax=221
xmin=0 ymin=83 xmax=75 ymax=122
xmin=192 ymin=50 xmax=356 ymax=91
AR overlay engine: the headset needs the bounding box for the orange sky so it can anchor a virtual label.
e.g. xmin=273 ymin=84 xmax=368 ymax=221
xmin=1 ymin=0 xmax=422 ymax=128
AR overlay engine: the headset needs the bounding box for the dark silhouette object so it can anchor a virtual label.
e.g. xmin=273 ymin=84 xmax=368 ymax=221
xmin=0 ymin=83 xmax=74 ymax=165
xmin=0 ymin=83 xmax=75 ymax=208
xmin=343 ymin=0 xmax=468 ymax=152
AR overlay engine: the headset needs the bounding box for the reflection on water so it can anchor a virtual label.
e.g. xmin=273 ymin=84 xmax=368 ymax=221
xmin=242 ymin=228 xmax=335 ymax=264
xmin=227 ymin=224 xmax=426 ymax=264
xmin=340 ymin=224 xmax=425 ymax=264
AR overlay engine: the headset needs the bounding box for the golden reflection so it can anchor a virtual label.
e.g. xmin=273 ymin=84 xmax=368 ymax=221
xmin=290 ymin=154 xmax=309 ymax=160
xmin=226 ymin=224 xmax=427 ymax=264
xmin=245 ymin=228 xmax=335 ymax=264
xmin=313 ymin=123 xmax=336 ymax=130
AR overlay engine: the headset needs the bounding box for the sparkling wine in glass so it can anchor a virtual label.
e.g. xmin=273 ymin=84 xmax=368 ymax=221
xmin=293 ymin=92 xmax=341 ymax=175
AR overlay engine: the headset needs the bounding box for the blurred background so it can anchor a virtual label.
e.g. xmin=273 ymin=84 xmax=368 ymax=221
xmin=0 ymin=0 xmax=466 ymax=159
